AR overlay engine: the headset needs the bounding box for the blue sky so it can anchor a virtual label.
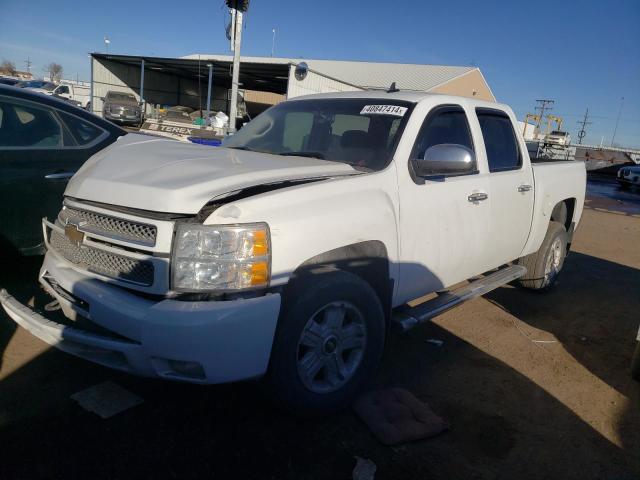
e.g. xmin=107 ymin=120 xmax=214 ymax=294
xmin=1 ymin=0 xmax=638 ymax=147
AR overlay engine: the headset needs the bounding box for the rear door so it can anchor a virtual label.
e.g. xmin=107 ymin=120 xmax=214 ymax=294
xmin=475 ymin=108 xmax=534 ymax=267
xmin=397 ymin=102 xmax=491 ymax=303
xmin=0 ymin=95 xmax=113 ymax=254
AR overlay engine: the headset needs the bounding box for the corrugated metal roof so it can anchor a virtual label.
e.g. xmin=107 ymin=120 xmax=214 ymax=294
xmin=183 ymin=54 xmax=477 ymax=92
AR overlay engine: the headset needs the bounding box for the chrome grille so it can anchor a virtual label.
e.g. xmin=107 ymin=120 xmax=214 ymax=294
xmin=60 ymin=207 xmax=157 ymax=246
xmin=49 ymin=230 xmax=154 ymax=286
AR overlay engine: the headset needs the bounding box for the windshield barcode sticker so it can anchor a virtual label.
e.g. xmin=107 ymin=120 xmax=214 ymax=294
xmin=360 ymin=105 xmax=408 ymax=117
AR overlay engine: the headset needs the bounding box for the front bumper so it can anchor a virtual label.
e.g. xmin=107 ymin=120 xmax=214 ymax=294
xmin=104 ymin=113 xmax=141 ymax=124
xmin=0 ymin=251 xmax=281 ymax=384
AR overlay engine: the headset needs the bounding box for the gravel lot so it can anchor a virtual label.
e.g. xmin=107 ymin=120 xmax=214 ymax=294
xmin=0 ymin=179 xmax=638 ymax=479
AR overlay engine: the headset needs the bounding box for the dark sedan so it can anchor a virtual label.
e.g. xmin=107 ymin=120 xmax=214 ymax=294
xmin=0 ymin=85 xmax=125 ymax=258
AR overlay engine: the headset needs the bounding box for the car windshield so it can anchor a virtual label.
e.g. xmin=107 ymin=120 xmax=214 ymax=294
xmin=550 ymin=130 xmax=567 ymax=136
xmin=18 ymin=80 xmax=55 ymax=90
xmin=222 ymin=98 xmax=413 ymax=171
xmin=108 ymin=93 xmax=136 ymax=102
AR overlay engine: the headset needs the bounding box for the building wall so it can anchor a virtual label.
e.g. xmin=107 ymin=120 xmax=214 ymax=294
xmin=91 ymin=58 xmax=229 ymax=116
xmin=286 ymin=65 xmax=362 ymax=99
xmin=430 ymin=69 xmax=495 ymax=102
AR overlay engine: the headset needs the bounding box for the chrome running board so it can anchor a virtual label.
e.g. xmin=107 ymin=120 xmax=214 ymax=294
xmin=393 ymin=265 xmax=527 ymax=332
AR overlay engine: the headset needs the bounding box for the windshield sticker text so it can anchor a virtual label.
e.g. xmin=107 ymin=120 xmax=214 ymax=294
xmin=360 ymin=105 xmax=408 ymax=117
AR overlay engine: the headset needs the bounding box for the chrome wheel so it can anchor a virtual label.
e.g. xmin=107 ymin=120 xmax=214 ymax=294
xmin=296 ymin=301 xmax=367 ymax=394
xmin=544 ymin=237 xmax=563 ymax=284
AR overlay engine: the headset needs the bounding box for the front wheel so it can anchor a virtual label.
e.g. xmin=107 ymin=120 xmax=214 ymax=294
xmin=265 ymin=270 xmax=385 ymax=415
xmin=516 ymin=221 xmax=568 ymax=290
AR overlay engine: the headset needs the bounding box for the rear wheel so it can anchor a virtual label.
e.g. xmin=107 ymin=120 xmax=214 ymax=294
xmin=516 ymin=221 xmax=568 ymax=290
xmin=266 ymin=270 xmax=385 ymax=415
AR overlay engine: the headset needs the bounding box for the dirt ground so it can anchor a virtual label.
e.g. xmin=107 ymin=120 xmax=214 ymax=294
xmin=0 ymin=182 xmax=639 ymax=479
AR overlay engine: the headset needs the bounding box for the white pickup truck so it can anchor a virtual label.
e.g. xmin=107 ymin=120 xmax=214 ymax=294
xmin=0 ymin=91 xmax=586 ymax=413
xmin=24 ymin=81 xmax=91 ymax=110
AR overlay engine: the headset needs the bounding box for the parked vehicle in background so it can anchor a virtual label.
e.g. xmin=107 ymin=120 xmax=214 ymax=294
xmin=17 ymin=79 xmax=57 ymax=93
xmin=49 ymin=82 xmax=91 ymax=110
xmin=617 ymin=165 xmax=640 ymax=189
xmin=17 ymin=80 xmax=91 ymax=109
xmin=0 ymin=85 xmax=125 ymax=258
xmin=0 ymin=77 xmax=21 ymax=86
xmin=545 ymin=130 xmax=571 ymax=147
xmin=0 ymin=91 xmax=586 ymax=414
xmin=102 ymin=91 xmax=142 ymax=126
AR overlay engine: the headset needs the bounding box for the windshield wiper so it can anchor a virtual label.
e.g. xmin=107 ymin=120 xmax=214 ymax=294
xmin=225 ymin=146 xmax=255 ymax=152
xmin=277 ymin=151 xmax=326 ymax=159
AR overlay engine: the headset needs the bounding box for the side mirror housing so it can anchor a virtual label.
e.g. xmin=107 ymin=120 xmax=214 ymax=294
xmin=414 ymin=144 xmax=476 ymax=177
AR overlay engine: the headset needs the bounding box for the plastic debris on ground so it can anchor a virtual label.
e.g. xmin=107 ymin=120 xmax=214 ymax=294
xmin=70 ymin=381 xmax=143 ymax=419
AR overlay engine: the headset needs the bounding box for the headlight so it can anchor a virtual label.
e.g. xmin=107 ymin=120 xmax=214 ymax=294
xmin=171 ymin=223 xmax=270 ymax=292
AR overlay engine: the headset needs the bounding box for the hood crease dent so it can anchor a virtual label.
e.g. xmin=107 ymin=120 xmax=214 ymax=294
xmin=66 ymin=134 xmax=358 ymax=214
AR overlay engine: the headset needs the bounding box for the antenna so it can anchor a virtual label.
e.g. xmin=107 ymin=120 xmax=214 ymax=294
xmin=576 ymin=108 xmax=591 ymax=145
xmin=387 ymin=82 xmax=399 ymax=93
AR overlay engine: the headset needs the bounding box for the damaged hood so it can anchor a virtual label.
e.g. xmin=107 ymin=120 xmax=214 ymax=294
xmin=66 ymin=134 xmax=358 ymax=214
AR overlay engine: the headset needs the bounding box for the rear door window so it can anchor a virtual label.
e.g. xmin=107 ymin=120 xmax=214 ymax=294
xmin=0 ymin=98 xmax=63 ymax=148
xmin=476 ymin=109 xmax=521 ymax=172
xmin=59 ymin=111 xmax=105 ymax=146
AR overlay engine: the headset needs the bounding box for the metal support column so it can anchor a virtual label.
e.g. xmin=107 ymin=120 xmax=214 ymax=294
xmin=89 ymin=55 xmax=94 ymax=114
xmin=139 ymin=59 xmax=145 ymax=117
xmin=229 ymin=10 xmax=243 ymax=133
xmin=206 ymin=63 xmax=213 ymax=121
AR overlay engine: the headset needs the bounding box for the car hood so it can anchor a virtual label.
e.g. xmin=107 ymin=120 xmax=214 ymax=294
xmin=66 ymin=134 xmax=359 ymax=214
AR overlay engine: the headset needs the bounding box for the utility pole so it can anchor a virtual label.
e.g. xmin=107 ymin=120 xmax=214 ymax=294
xmin=576 ymin=108 xmax=591 ymax=145
xmin=271 ymin=28 xmax=276 ymax=57
xmin=534 ymin=99 xmax=554 ymax=136
xmin=226 ymin=0 xmax=249 ymax=133
xmin=611 ymin=97 xmax=624 ymax=147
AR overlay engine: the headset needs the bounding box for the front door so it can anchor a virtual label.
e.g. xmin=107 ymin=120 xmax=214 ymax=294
xmin=396 ymin=102 xmax=491 ymax=304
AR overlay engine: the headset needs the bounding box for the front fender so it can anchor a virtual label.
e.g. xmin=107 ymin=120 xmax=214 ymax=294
xmin=203 ymin=167 xmax=401 ymax=289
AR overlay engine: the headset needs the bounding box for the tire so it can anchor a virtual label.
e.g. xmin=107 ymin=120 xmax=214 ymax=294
xmin=516 ymin=221 xmax=568 ymax=290
xmin=632 ymin=341 xmax=640 ymax=382
xmin=265 ymin=269 xmax=385 ymax=415
xmin=618 ymin=182 xmax=630 ymax=190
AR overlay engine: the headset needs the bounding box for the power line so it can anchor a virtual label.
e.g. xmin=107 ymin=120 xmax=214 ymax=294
xmin=534 ymin=99 xmax=554 ymax=134
xmin=576 ymin=108 xmax=592 ymax=145
xmin=611 ymin=97 xmax=624 ymax=147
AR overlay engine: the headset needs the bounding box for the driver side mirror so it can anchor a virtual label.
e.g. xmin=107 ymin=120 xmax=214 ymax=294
xmin=414 ymin=144 xmax=476 ymax=177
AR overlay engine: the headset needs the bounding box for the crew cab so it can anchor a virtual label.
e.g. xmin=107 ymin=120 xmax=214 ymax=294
xmin=0 ymin=91 xmax=586 ymax=413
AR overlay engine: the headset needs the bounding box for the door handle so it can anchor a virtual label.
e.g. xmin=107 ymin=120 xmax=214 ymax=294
xmin=44 ymin=172 xmax=75 ymax=180
xmin=468 ymin=192 xmax=488 ymax=202
xmin=517 ymin=184 xmax=533 ymax=192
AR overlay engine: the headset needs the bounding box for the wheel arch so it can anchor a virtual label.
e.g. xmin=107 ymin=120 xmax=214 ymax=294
xmin=551 ymin=197 xmax=577 ymax=244
xmin=283 ymin=241 xmax=393 ymax=325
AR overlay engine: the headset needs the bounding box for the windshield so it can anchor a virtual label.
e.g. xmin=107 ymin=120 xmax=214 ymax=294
xmin=222 ymin=98 xmax=413 ymax=171
xmin=108 ymin=92 xmax=136 ymax=102
xmin=18 ymin=80 xmax=56 ymax=90
xmin=550 ymin=130 xmax=567 ymax=136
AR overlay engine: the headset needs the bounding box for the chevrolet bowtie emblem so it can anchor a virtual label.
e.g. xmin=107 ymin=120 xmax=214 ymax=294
xmin=64 ymin=223 xmax=85 ymax=246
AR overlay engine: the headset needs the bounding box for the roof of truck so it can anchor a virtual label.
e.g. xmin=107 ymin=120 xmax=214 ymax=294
xmin=289 ymin=90 xmax=510 ymax=112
